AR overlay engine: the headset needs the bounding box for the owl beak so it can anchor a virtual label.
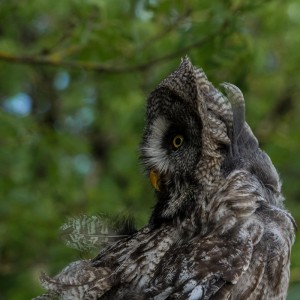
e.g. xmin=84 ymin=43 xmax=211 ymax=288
xmin=149 ymin=169 xmax=160 ymax=191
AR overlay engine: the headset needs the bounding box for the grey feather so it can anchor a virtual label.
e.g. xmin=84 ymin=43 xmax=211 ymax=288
xmin=60 ymin=215 xmax=134 ymax=251
xmin=34 ymin=57 xmax=295 ymax=300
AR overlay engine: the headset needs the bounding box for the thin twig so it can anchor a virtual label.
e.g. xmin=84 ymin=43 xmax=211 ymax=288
xmin=135 ymin=9 xmax=192 ymax=54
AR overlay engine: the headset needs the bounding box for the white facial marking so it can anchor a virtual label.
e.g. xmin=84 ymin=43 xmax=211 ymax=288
xmin=142 ymin=116 xmax=173 ymax=173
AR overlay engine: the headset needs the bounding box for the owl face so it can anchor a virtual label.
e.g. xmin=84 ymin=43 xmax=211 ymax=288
xmin=141 ymin=88 xmax=202 ymax=178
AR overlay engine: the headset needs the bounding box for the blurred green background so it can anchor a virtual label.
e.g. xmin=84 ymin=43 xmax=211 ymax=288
xmin=0 ymin=0 xmax=299 ymax=299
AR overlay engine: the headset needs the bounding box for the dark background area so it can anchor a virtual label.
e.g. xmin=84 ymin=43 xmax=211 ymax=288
xmin=0 ymin=1 xmax=299 ymax=298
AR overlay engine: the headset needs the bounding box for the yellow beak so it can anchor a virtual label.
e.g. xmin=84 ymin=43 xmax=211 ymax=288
xmin=149 ymin=169 xmax=160 ymax=191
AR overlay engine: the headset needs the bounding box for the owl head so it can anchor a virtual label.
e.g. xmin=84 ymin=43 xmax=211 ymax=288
xmin=140 ymin=58 xmax=231 ymax=224
xmin=140 ymin=57 xmax=281 ymax=225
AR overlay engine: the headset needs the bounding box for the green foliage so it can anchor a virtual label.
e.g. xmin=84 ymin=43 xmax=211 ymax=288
xmin=0 ymin=0 xmax=299 ymax=298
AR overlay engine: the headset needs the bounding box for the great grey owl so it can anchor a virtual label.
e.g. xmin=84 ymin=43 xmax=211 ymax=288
xmin=34 ymin=57 xmax=295 ymax=300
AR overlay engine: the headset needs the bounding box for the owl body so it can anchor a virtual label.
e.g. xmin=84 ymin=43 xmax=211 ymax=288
xmin=35 ymin=58 xmax=295 ymax=300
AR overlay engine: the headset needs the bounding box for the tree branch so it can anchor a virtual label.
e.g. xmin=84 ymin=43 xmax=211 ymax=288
xmin=0 ymin=51 xmax=124 ymax=73
xmin=0 ymin=22 xmax=227 ymax=73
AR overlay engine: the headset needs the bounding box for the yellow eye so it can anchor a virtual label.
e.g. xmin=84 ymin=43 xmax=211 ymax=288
xmin=172 ymin=135 xmax=184 ymax=149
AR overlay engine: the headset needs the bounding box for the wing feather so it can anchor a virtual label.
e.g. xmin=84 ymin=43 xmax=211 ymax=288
xmin=146 ymin=226 xmax=254 ymax=299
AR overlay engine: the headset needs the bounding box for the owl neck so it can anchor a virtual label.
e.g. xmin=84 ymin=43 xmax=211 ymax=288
xmin=148 ymin=169 xmax=278 ymax=238
xmin=148 ymin=178 xmax=203 ymax=231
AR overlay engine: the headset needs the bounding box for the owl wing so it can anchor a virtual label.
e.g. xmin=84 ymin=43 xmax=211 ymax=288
xmin=146 ymin=225 xmax=256 ymax=300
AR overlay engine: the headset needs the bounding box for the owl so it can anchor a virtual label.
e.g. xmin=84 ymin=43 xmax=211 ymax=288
xmin=34 ymin=58 xmax=295 ymax=300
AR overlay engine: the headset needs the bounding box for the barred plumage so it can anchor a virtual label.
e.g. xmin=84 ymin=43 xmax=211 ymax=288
xmin=34 ymin=57 xmax=295 ymax=300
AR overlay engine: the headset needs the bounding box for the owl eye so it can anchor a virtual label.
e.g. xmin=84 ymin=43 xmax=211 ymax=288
xmin=172 ymin=135 xmax=184 ymax=149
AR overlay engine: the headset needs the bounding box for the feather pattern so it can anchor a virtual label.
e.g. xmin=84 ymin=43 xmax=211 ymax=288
xmin=34 ymin=57 xmax=295 ymax=300
xmin=60 ymin=215 xmax=135 ymax=251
